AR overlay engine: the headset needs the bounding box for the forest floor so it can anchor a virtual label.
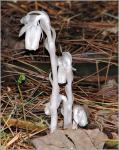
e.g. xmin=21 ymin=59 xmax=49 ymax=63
xmin=1 ymin=1 xmax=118 ymax=150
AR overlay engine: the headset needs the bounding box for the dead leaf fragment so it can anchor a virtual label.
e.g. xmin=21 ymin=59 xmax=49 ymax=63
xmin=85 ymin=128 xmax=108 ymax=149
xmin=32 ymin=130 xmax=75 ymax=150
xmin=32 ymin=128 xmax=108 ymax=150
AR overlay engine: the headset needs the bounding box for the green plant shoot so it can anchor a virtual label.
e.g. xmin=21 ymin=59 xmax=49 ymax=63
xmin=18 ymin=73 xmax=26 ymax=85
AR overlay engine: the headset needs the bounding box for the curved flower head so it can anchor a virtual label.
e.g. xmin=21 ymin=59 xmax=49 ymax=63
xmin=57 ymin=57 xmax=67 ymax=84
xmin=62 ymin=52 xmax=72 ymax=69
xmin=19 ymin=11 xmax=55 ymax=51
xmin=57 ymin=52 xmax=73 ymax=84
xmin=20 ymin=14 xmax=39 ymax=25
xmin=25 ymin=25 xmax=42 ymax=50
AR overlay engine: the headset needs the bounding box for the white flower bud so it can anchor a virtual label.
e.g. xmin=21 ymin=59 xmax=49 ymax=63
xmin=72 ymin=105 xmax=88 ymax=129
xmin=62 ymin=52 xmax=73 ymax=82
xmin=57 ymin=60 xmax=67 ymax=84
xmin=62 ymin=52 xmax=72 ymax=68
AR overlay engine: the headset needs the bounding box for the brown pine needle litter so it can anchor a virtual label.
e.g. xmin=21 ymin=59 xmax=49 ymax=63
xmin=1 ymin=1 xmax=118 ymax=150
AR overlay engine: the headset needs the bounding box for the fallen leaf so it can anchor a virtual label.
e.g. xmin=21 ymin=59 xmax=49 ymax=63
xmin=32 ymin=128 xmax=108 ymax=150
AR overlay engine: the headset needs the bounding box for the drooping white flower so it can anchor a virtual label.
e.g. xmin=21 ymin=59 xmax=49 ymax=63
xmin=62 ymin=52 xmax=72 ymax=67
xmin=57 ymin=52 xmax=73 ymax=84
xmin=19 ymin=15 xmax=42 ymax=50
xmin=19 ymin=11 xmax=53 ymax=51
xmin=26 ymin=25 xmax=42 ymax=50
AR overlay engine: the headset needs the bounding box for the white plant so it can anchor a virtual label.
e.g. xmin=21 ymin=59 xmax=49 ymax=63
xmin=19 ymin=11 xmax=59 ymax=133
xmin=19 ymin=11 xmax=74 ymax=132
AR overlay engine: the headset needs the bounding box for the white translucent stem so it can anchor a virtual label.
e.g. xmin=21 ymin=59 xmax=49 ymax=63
xmin=48 ymin=43 xmax=59 ymax=133
xmin=64 ymin=81 xmax=73 ymax=128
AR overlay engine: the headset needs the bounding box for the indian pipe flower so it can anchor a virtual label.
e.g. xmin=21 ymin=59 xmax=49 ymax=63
xmin=19 ymin=11 xmax=75 ymax=132
xmin=57 ymin=52 xmax=73 ymax=84
xmin=19 ymin=11 xmax=53 ymax=51
xmin=19 ymin=11 xmax=59 ymax=133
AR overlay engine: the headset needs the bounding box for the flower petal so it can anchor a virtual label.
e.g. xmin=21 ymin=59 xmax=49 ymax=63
xmin=20 ymin=15 xmax=30 ymax=24
xmin=25 ymin=25 xmax=42 ymax=50
xmin=19 ymin=26 xmax=26 ymax=37
xmin=19 ymin=24 xmax=32 ymax=37
xmin=73 ymin=105 xmax=88 ymax=127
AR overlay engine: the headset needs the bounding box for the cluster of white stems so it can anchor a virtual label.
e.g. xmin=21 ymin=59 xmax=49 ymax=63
xmin=19 ymin=11 xmax=88 ymax=133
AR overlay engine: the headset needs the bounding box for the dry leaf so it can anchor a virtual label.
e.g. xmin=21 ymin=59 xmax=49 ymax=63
xmin=32 ymin=128 xmax=108 ymax=150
